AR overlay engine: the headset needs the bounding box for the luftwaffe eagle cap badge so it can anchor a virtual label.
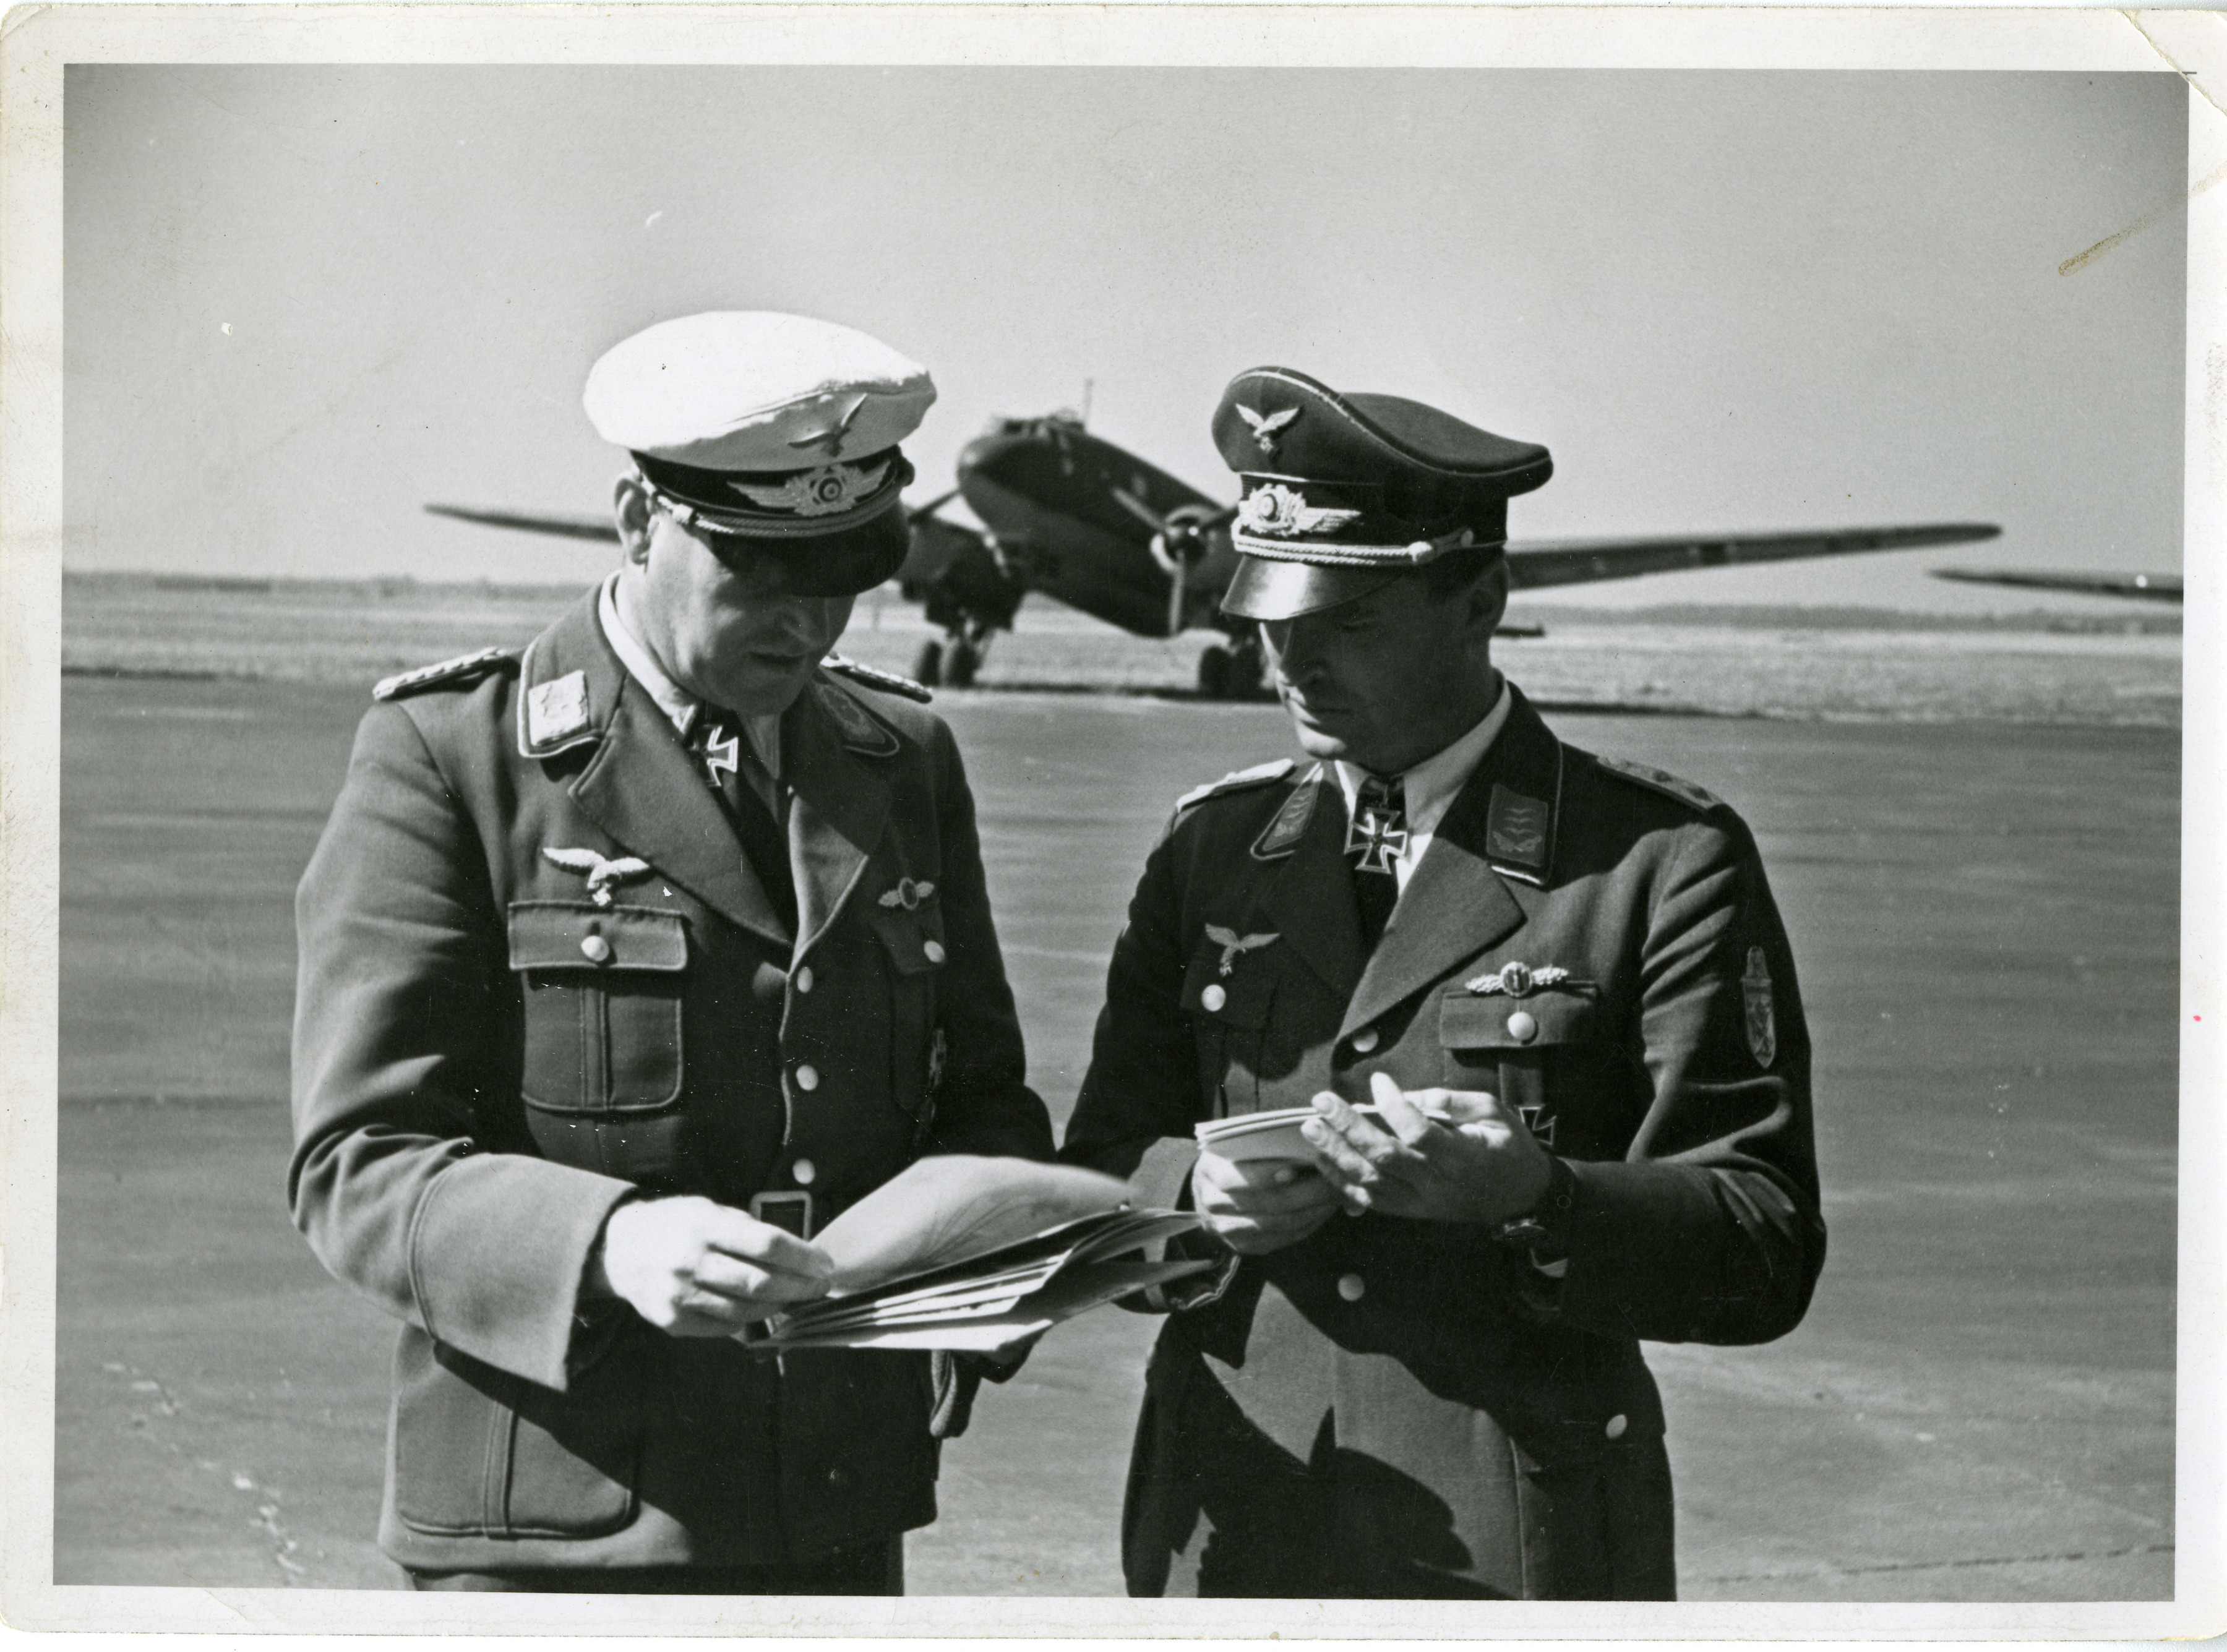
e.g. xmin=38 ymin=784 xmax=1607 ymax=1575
xmin=1212 ymin=366 xmax=1553 ymax=622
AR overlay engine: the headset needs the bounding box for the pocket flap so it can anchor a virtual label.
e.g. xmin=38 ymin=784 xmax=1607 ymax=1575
xmin=869 ymin=903 xmax=948 ymax=975
xmin=1181 ymin=943 xmax=1276 ymax=1029
xmin=508 ymin=902 xmax=689 ymax=972
xmin=1440 ymin=988 xmax=1596 ymax=1050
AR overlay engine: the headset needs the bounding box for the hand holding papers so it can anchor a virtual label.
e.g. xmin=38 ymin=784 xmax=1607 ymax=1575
xmin=747 ymin=1155 xmax=1211 ymax=1355
xmin=1194 ymin=1096 xmax=1455 ymax=1163
xmin=1195 ymin=1103 xmax=1399 ymax=1163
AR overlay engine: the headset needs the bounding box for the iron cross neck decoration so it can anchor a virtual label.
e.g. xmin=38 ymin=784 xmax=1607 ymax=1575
xmin=1346 ymin=802 xmax=1408 ymax=875
xmin=700 ymin=725 xmax=740 ymax=785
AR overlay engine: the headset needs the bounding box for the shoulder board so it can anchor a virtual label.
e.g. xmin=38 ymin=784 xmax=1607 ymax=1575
xmin=1594 ymin=753 xmax=1722 ymax=813
xmin=1174 ymin=758 xmax=1296 ymax=815
xmin=372 ymin=648 xmax=517 ymax=702
xmin=821 ymin=653 xmax=932 ymax=704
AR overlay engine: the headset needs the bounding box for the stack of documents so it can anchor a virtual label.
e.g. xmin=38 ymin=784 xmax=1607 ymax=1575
xmin=748 ymin=1155 xmax=1211 ymax=1353
xmin=1196 ymin=1102 xmax=1444 ymax=1163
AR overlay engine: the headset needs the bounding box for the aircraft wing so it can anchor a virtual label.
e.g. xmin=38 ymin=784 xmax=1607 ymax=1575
xmin=425 ymin=503 xmax=619 ymax=542
xmin=1930 ymin=568 xmax=2181 ymax=603
xmin=1503 ymin=522 xmax=2001 ymax=591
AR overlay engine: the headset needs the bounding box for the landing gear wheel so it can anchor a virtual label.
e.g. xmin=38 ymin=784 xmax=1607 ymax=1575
xmin=1197 ymin=644 xmax=1233 ymax=700
xmin=944 ymin=640 xmax=979 ymax=688
xmin=912 ymin=640 xmax=944 ymax=687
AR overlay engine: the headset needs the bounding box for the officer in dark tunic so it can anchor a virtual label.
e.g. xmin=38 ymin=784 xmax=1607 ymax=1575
xmin=1062 ymin=367 xmax=1826 ymax=1599
xmin=290 ymin=312 xmax=1052 ymax=1592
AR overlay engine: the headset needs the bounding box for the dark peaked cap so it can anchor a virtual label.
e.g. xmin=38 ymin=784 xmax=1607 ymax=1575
xmin=1214 ymin=367 xmax=1551 ymax=621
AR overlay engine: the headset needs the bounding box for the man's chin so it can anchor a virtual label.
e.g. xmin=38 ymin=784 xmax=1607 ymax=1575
xmin=707 ymin=654 xmax=819 ymax=715
xmin=1286 ymin=721 xmax=1352 ymax=763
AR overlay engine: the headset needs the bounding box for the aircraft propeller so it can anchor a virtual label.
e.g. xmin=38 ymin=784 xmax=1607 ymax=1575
xmin=1112 ymin=485 xmax=1238 ymax=636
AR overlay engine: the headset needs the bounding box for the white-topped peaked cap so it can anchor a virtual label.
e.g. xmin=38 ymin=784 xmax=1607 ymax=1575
xmin=584 ymin=311 xmax=936 ymax=469
xmin=584 ymin=311 xmax=936 ymax=544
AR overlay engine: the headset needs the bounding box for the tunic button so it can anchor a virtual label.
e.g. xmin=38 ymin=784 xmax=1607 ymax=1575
xmin=1351 ymin=1028 xmax=1380 ymax=1055
xmin=1200 ymin=984 xmax=1227 ymax=1012
xmin=578 ymin=935 xmax=612 ymax=965
xmin=826 ymin=1465 xmax=852 ymax=1490
xmin=794 ymin=965 xmax=814 ymax=995
xmin=1337 ymin=1272 xmax=1366 ymax=1303
xmin=792 ymin=1158 xmax=817 ymax=1186
xmin=794 ymin=1064 xmax=820 ymax=1092
xmin=1605 ymin=1413 xmax=1629 ymax=1440
xmin=1506 ymin=1011 xmax=1538 ymax=1044
xmin=922 ymin=939 xmax=946 ymax=965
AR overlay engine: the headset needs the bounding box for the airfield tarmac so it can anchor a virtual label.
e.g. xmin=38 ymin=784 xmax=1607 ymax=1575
xmin=54 ymin=674 xmax=2176 ymax=1601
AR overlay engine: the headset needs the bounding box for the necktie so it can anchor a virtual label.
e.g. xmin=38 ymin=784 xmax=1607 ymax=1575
xmin=694 ymin=711 xmax=797 ymax=935
xmin=1346 ymin=773 xmax=1407 ymax=946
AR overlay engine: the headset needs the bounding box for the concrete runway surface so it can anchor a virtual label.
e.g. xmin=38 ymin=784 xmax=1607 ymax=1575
xmin=55 ymin=675 xmax=2176 ymax=1599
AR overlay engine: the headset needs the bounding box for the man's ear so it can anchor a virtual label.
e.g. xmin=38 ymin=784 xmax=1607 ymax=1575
xmin=612 ymin=474 xmax=655 ymax=567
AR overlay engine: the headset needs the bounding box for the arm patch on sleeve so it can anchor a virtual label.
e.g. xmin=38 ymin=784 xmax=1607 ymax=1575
xmin=372 ymin=648 xmax=517 ymax=702
xmin=1594 ymin=753 xmax=1723 ymax=813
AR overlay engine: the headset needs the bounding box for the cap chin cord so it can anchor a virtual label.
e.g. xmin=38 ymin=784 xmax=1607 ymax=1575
xmin=1403 ymin=527 xmax=1495 ymax=565
xmin=1235 ymin=524 xmax=1501 ymax=568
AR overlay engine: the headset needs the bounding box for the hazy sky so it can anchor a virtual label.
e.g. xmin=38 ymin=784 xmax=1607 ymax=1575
xmin=65 ymin=66 xmax=2188 ymax=610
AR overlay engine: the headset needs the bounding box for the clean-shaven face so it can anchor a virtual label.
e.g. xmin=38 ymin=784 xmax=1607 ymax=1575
xmin=629 ymin=511 xmax=854 ymax=717
xmin=1261 ymin=576 xmax=1488 ymax=776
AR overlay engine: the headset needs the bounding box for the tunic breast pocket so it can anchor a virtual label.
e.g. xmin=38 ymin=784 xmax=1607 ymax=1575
xmin=508 ymin=901 xmax=688 ymax=1115
xmin=1439 ymin=989 xmax=1602 ymax=1152
xmin=1180 ymin=939 xmax=1276 ymax=1117
xmin=868 ymin=900 xmax=946 ymax=1118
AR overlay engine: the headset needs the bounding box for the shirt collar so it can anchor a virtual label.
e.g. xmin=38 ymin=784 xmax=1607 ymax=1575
xmin=1335 ymin=674 xmax=1512 ymax=838
xmin=597 ymin=573 xmax=783 ymax=776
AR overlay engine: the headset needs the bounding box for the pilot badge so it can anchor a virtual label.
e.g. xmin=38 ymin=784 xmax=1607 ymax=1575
xmin=879 ymin=877 xmax=937 ymax=911
xmin=1743 ymin=946 xmax=1777 ymax=1068
xmin=1464 ymin=962 xmax=1581 ymax=998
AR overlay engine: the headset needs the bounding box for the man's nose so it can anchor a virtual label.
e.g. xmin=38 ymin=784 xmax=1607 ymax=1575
xmin=775 ymin=597 xmax=846 ymax=649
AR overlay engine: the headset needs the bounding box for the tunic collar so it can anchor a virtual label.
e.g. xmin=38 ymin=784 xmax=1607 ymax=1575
xmin=598 ymin=573 xmax=782 ymax=777
xmin=1332 ymin=674 xmax=1511 ymax=886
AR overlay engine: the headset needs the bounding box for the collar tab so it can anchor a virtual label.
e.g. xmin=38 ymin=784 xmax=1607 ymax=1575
xmin=813 ymin=679 xmax=900 ymax=757
xmin=1250 ymin=765 xmax=1324 ymax=860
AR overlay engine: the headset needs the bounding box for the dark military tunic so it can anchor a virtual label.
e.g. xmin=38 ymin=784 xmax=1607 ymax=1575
xmin=1062 ymin=687 xmax=1824 ymax=1599
xmin=290 ymin=590 xmax=1051 ymax=1575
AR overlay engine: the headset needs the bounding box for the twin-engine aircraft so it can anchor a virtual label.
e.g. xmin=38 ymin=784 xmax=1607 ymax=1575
xmin=429 ymin=409 xmax=2006 ymax=698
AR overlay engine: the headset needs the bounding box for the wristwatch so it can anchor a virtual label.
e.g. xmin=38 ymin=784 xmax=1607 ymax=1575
xmin=1490 ymin=1155 xmax=1577 ymax=1256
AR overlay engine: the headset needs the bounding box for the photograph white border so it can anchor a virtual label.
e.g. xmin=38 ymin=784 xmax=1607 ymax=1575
xmin=4 ymin=4 xmax=2221 ymax=1639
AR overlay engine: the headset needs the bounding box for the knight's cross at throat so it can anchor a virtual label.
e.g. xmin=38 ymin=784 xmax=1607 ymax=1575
xmin=1346 ymin=775 xmax=1409 ymax=875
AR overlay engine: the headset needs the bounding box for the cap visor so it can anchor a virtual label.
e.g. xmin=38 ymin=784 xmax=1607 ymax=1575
xmin=700 ymin=514 xmax=911 ymax=597
xmin=1220 ymin=556 xmax=1404 ymax=622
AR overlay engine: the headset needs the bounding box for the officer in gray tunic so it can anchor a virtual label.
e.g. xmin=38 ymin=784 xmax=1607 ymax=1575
xmin=1063 ymin=367 xmax=1825 ymax=1599
xmin=291 ymin=312 xmax=1052 ymax=1593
